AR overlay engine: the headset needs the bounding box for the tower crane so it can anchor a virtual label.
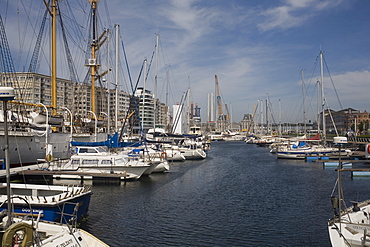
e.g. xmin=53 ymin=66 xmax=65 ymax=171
xmin=214 ymin=75 xmax=225 ymax=121
xmin=225 ymin=103 xmax=230 ymax=121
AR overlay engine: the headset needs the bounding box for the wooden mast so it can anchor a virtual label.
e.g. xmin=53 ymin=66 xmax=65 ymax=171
xmin=43 ymin=0 xmax=57 ymax=115
xmin=89 ymin=0 xmax=98 ymax=117
xmin=51 ymin=0 xmax=57 ymax=115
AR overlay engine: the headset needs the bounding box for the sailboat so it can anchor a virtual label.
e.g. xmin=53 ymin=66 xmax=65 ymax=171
xmin=276 ymin=51 xmax=352 ymax=159
xmin=0 ymin=87 xmax=108 ymax=246
xmin=327 ymin=137 xmax=370 ymax=247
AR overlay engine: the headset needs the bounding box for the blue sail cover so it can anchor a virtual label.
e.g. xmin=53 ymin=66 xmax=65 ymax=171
xmin=292 ymin=142 xmax=307 ymax=148
xmin=71 ymin=132 xmax=142 ymax=148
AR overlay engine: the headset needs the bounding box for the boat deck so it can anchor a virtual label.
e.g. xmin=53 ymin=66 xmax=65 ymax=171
xmin=0 ymin=163 xmax=129 ymax=180
xmin=18 ymin=169 xmax=129 ymax=179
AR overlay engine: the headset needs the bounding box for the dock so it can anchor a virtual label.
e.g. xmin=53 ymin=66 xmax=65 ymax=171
xmin=0 ymin=163 xmax=43 ymax=179
xmin=339 ymin=168 xmax=370 ymax=177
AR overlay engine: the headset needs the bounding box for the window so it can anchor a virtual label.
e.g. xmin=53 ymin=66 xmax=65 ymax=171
xmin=101 ymin=159 xmax=112 ymax=165
xmin=82 ymin=159 xmax=99 ymax=165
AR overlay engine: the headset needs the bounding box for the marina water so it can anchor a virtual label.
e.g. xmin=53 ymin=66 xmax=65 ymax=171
xmin=63 ymin=141 xmax=369 ymax=246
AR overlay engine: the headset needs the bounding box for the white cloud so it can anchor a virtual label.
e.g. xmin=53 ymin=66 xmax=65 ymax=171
xmin=257 ymin=0 xmax=344 ymax=32
xmin=326 ymin=69 xmax=370 ymax=111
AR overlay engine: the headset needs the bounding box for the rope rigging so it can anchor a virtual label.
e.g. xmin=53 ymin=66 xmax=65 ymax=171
xmin=0 ymin=14 xmax=22 ymax=100
xmin=28 ymin=9 xmax=48 ymax=73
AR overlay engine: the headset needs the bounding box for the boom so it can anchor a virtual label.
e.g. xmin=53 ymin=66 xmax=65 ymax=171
xmin=215 ymin=75 xmax=223 ymax=118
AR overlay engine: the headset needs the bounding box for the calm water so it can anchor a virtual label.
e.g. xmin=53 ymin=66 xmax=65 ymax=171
xmin=63 ymin=141 xmax=369 ymax=246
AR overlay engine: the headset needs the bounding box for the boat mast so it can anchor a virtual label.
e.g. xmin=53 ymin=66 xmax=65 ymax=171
xmin=115 ymin=24 xmax=119 ymax=132
xmin=43 ymin=0 xmax=58 ymax=114
xmin=187 ymin=77 xmax=190 ymax=134
xmin=142 ymin=59 xmax=147 ymax=130
xmin=106 ymin=28 xmax=111 ymax=133
xmin=278 ymin=99 xmax=281 ymax=137
xmin=266 ymin=94 xmax=268 ymax=135
xmin=89 ymin=0 xmax=98 ymax=117
xmin=320 ymin=51 xmax=327 ymax=143
xmin=51 ymin=0 xmax=57 ymax=114
xmin=301 ymin=70 xmax=306 ymax=135
xmin=153 ymin=33 xmax=159 ymax=130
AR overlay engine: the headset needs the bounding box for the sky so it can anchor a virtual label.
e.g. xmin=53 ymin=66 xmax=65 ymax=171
xmin=1 ymin=0 xmax=370 ymax=124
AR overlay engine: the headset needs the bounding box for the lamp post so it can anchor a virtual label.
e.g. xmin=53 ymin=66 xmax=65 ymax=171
xmin=0 ymin=87 xmax=15 ymax=227
xmin=62 ymin=106 xmax=73 ymax=144
xmin=88 ymin=110 xmax=97 ymax=142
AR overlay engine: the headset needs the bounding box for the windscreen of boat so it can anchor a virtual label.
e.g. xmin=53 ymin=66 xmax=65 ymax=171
xmin=114 ymin=158 xmax=127 ymax=164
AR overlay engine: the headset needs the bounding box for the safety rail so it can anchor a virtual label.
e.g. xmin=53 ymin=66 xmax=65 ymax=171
xmin=347 ymin=137 xmax=370 ymax=143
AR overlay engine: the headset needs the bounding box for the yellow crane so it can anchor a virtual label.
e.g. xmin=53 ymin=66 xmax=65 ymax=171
xmin=215 ymin=75 xmax=225 ymax=120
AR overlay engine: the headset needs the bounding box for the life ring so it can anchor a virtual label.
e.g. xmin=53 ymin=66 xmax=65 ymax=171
xmin=367 ymin=144 xmax=370 ymax=154
xmin=161 ymin=152 xmax=167 ymax=159
xmin=2 ymin=222 xmax=34 ymax=247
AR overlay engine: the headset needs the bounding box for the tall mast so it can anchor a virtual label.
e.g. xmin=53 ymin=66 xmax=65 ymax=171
xmin=320 ymin=51 xmax=326 ymax=142
xmin=51 ymin=0 xmax=57 ymax=114
xmin=301 ymin=70 xmax=306 ymax=135
xmin=142 ymin=59 xmax=147 ymax=130
xmin=89 ymin=0 xmax=98 ymax=117
xmin=187 ymin=76 xmax=190 ymax=133
xmin=278 ymin=99 xmax=281 ymax=137
xmin=115 ymin=24 xmax=119 ymax=132
xmin=153 ymin=34 xmax=159 ymax=130
xmin=43 ymin=0 xmax=57 ymax=114
xmin=106 ymin=28 xmax=111 ymax=133
xmin=266 ymin=94 xmax=268 ymax=135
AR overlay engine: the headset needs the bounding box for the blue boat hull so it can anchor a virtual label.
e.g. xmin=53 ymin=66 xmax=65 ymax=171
xmin=0 ymin=193 xmax=91 ymax=223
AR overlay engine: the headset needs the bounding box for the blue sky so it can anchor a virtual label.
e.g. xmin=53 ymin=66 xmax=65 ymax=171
xmin=1 ymin=0 xmax=370 ymax=123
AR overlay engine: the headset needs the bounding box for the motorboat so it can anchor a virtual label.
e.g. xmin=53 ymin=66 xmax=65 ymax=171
xmin=125 ymin=147 xmax=170 ymax=174
xmin=48 ymin=146 xmax=150 ymax=180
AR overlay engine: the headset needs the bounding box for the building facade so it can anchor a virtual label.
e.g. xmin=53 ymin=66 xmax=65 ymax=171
xmin=2 ymin=72 xmax=167 ymax=135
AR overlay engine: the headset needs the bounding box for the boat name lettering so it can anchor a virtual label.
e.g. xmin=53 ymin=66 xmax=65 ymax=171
xmin=349 ymin=225 xmax=370 ymax=232
xmin=21 ymin=208 xmax=44 ymax=213
xmin=56 ymin=239 xmax=76 ymax=247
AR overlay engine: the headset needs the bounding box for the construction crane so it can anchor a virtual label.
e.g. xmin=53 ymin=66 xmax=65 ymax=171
xmin=225 ymin=103 xmax=230 ymax=121
xmin=214 ymin=75 xmax=225 ymax=120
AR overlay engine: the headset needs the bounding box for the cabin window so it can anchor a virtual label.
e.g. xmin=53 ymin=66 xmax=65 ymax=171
xmin=116 ymin=158 xmax=126 ymax=163
xmin=101 ymin=160 xmax=112 ymax=164
xmin=79 ymin=148 xmax=97 ymax=153
xmin=71 ymin=159 xmax=79 ymax=165
xmin=82 ymin=159 xmax=98 ymax=165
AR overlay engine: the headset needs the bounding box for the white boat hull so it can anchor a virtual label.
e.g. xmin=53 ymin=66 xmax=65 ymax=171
xmin=328 ymin=200 xmax=370 ymax=247
xmin=165 ymin=149 xmax=186 ymax=161
xmin=51 ymin=162 xmax=149 ymax=180
xmin=151 ymin=161 xmax=170 ymax=173
xmin=2 ymin=217 xmax=108 ymax=246
xmin=180 ymin=148 xmax=207 ymax=160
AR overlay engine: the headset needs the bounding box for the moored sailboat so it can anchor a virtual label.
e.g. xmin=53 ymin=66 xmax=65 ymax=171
xmin=327 ymin=137 xmax=369 ymax=247
xmin=276 ymin=51 xmax=351 ymax=159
